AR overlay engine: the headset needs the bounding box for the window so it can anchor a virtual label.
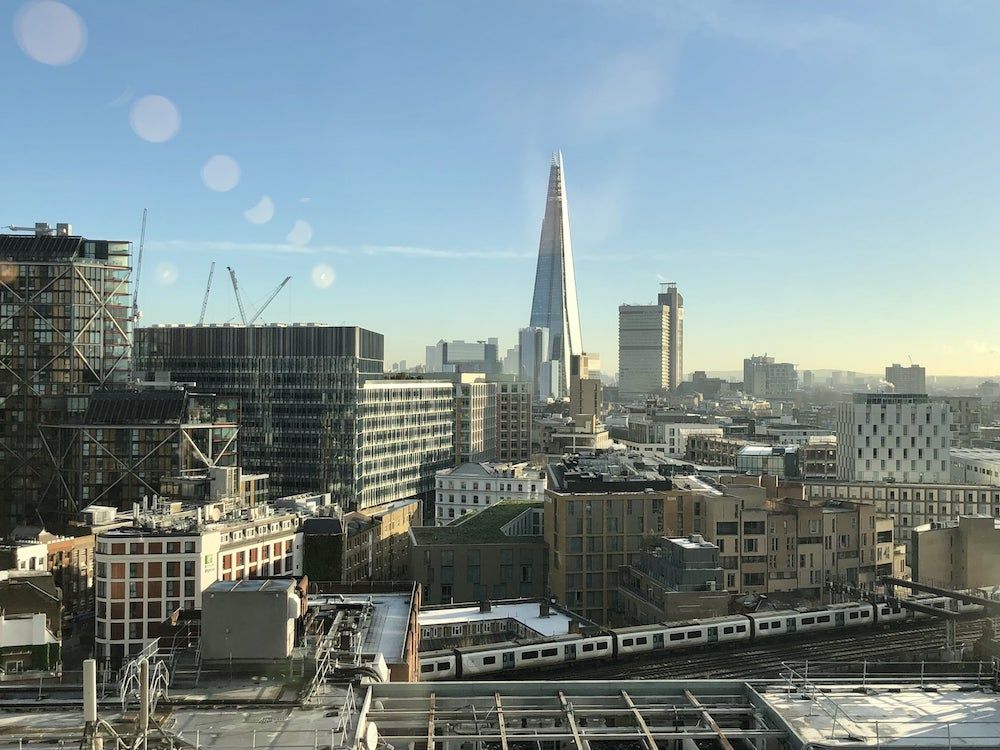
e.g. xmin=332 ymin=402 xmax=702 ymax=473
xmin=436 ymin=662 xmax=449 ymax=672
xmin=421 ymin=664 xmax=434 ymax=674
xmin=802 ymin=617 xmax=815 ymax=625
xmin=521 ymin=650 xmax=538 ymax=660
xmin=483 ymin=656 xmax=496 ymax=665
xmin=669 ymin=632 xmax=685 ymax=641
xmin=723 ymin=626 xmax=734 ymax=634
xmin=817 ymin=615 xmax=830 ymax=623
xmin=582 ymin=643 xmax=595 ymax=652
xmin=596 ymin=642 xmax=608 ymax=650
xmin=623 ymin=638 xmax=634 ymax=647
xmin=687 ymin=630 xmax=701 ymax=639
xmin=541 ymin=648 xmax=558 ymax=657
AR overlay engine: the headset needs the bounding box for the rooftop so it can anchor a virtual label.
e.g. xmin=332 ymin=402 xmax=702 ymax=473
xmin=411 ymin=501 xmax=542 ymax=545
xmin=419 ymin=600 xmax=590 ymax=639
xmin=952 ymin=448 xmax=1000 ymax=461
xmin=206 ymin=578 xmax=296 ymax=595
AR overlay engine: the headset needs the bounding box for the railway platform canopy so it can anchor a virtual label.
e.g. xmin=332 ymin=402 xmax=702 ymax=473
xmin=360 ymin=674 xmax=1000 ymax=750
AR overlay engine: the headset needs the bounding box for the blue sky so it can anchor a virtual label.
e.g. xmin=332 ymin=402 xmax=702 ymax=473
xmin=4 ymin=1 xmax=1000 ymax=376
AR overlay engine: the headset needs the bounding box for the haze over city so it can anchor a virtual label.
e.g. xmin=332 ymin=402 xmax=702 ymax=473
xmin=5 ymin=1 xmax=1000 ymax=376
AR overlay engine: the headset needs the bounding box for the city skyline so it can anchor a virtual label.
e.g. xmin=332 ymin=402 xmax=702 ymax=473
xmin=5 ymin=2 xmax=1000 ymax=376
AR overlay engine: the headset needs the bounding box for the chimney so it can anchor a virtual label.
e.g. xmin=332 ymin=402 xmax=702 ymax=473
xmin=479 ymin=599 xmax=491 ymax=613
xmin=539 ymin=600 xmax=550 ymax=618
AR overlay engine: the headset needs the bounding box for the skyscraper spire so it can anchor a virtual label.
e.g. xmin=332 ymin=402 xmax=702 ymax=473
xmin=528 ymin=151 xmax=583 ymax=399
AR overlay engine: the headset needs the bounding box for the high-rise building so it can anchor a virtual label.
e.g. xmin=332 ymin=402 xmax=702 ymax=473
xmin=836 ymin=393 xmax=951 ymax=483
xmin=528 ymin=153 xmax=583 ymax=399
xmin=743 ymin=355 xmax=798 ymax=398
xmin=618 ymin=283 xmax=684 ymax=397
xmin=885 ymin=363 xmax=926 ymax=394
xmin=136 ymin=325 xmax=454 ymax=510
xmin=0 ymin=225 xmax=132 ymax=528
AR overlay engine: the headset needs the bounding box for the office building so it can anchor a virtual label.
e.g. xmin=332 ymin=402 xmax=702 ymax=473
xmin=743 ymin=355 xmax=798 ymax=398
xmin=800 ymin=441 xmax=838 ymax=479
xmin=433 ymin=461 xmax=545 ymax=526
xmin=136 ymin=325 xmax=453 ymax=510
xmin=410 ymin=501 xmax=546 ymax=605
xmin=912 ymin=515 xmax=1000 ymax=590
xmin=527 ymin=152 xmax=583 ymax=399
xmin=424 ymin=339 xmax=500 ymax=375
xmin=0 ymin=225 xmax=131 ymax=528
xmin=518 ymin=326 xmax=557 ymax=401
xmin=41 ymin=383 xmax=239 ymax=512
xmin=94 ymin=497 xmax=302 ymax=663
xmin=885 ymin=363 xmax=926 ymax=394
xmin=618 ymin=283 xmax=684 ymax=397
xmin=836 ymin=393 xmax=951 ymax=483
xmin=685 ymin=434 xmax=753 ymax=467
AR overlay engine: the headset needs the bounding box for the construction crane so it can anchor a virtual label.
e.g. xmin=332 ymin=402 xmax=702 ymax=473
xmin=198 ymin=262 xmax=216 ymax=325
xmin=226 ymin=266 xmax=248 ymax=325
xmin=247 ymin=276 xmax=292 ymax=324
xmin=131 ymin=209 xmax=148 ymax=323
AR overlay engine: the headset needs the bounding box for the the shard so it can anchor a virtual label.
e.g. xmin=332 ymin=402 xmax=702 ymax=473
xmin=528 ymin=151 xmax=583 ymax=399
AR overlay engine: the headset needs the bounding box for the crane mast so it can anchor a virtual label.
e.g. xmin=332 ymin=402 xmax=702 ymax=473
xmin=198 ymin=262 xmax=216 ymax=325
xmin=226 ymin=266 xmax=248 ymax=325
xmin=248 ymin=276 xmax=292 ymax=324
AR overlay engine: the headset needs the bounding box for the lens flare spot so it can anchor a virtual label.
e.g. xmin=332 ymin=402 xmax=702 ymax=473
xmin=287 ymin=220 xmax=313 ymax=247
xmin=14 ymin=1 xmax=86 ymax=66
xmin=243 ymin=196 xmax=274 ymax=225
xmin=130 ymin=95 xmax=181 ymax=143
xmin=155 ymin=263 xmax=178 ymax=285
xmin=201 ymin=155 xmax=241 ymax=192
xmin=311 ymin=263 xmax=335 ymax=289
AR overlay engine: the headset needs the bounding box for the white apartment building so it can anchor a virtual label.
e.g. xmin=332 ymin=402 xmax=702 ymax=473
xmin=837 ymin=393 xmax=951 ymax=483
xmin=95 ymin=501 xmax=302 ymax=663
xmin=434 ymin=462 xmax=545 ymax=526
xmin=885 ymin=363 xmax=926 ymax=394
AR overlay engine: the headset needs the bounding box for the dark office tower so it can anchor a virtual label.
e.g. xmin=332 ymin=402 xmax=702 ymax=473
xmin=528 ymin=152 xmax=583 ymax=399
xmin=0 ymin=225 xmax=131 ymax=528
xmin=135 ymin=324 xmax=454 ymax=510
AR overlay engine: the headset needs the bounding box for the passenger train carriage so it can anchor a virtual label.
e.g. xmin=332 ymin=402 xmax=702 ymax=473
xmin=420 ymin=596 xmax=983 ymax=680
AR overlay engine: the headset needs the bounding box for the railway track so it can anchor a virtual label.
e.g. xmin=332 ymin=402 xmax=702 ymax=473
xmin=497 ymin=617 xmax=997 ymax=682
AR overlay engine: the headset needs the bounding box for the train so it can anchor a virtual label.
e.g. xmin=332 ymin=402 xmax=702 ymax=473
xmin=419 ymin=594 xmax=983 ymax=680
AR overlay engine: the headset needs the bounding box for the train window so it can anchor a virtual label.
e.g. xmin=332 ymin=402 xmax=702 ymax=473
xmin=759 ymin=622 xmax=769 ymax=630
xmin=669 ymin=632 xmax=685 ymax=641
xmin=583 ymin=643 xmax=594 ymax=652
xmin=622 ymin=638 xmax=634 ymax=647
xmin=817 ymin=616 xmax=830 ymax=623
xmin=849 ymin=612 xmax=859 ymax=619
xmin=861 ymin=611 xmax=870 ymax=617
xmin=436 ymin=662 xmax=449 ymax=671
xmin=541 ymin=648 xmax=558 ymax=657
xmin=636 ymin=637 xmax=648 ymax=645
xmin=737 ymin=625 xmax=747 ymax=632
xmin=802 ymin=618 xmax=815 ymax=625
xmin=483 ymin=656 xmax=496 ymax=665
xmin=421 ymin=664 xmax=434 ymax=674
xmin=935 ymin=602 xmax=945 ymax=608
xmin=522 ymin=650 xmax=538 ymax=660
xmin=597 ymin=642 xmax=608 ymax=650
xmin=687 ymin=630 xmax=702 ymax=639
xmin=723 ymin=626 xmax=734 ymax=634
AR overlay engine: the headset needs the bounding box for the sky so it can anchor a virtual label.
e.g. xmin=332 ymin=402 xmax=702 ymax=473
xmin=4 ymin=1 xmax=1000 ymax=378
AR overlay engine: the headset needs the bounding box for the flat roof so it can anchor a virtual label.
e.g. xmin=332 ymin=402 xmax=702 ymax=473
xmin=309 ymin=591 xmax=414 ymax=662
xmin=418 ymin=601 xmax=586 ymax=638
xmin=206 ymin=578 xmax=295 ymax=594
